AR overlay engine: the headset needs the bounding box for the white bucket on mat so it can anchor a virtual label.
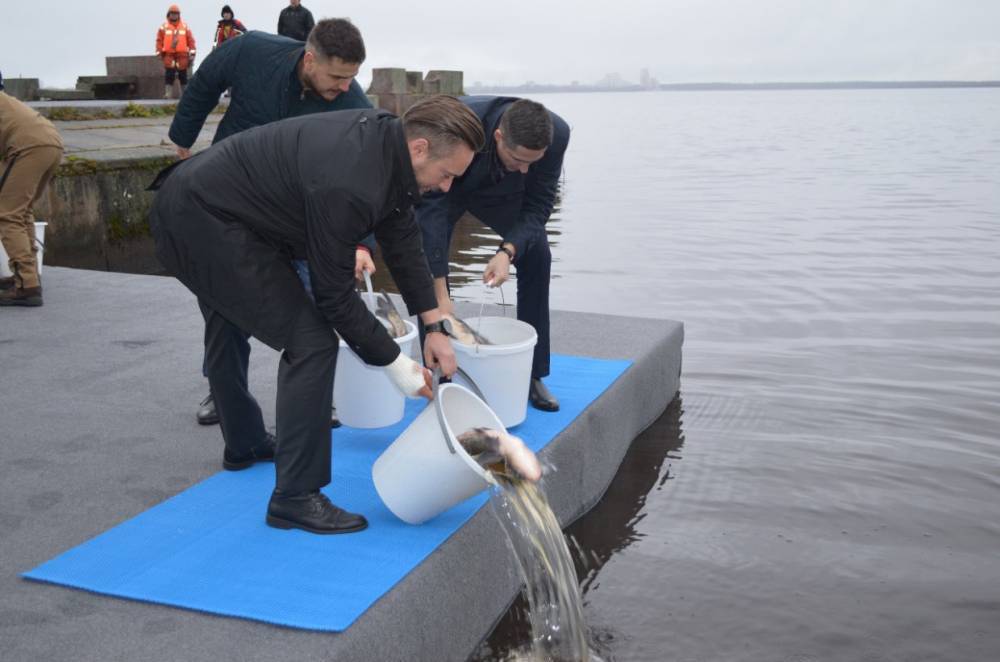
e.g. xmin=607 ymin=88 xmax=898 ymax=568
xmin=372 ymin=383 xmax=500 ymax=524
xmin=0 ymin=221 xmax=47 ymax=278
xmin=335 ymin=319 xmax=417 ymax=428
xmin=452 ymin=316 xmax=537 ymax=428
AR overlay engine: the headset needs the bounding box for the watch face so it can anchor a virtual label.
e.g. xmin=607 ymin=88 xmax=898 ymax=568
xmin=441 ymin=318 xmax=454 ymax=335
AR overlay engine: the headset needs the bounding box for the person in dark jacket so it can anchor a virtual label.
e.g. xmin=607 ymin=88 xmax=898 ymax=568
xmin=213 ymin=5 xmax=247 ymax=49
xmin=416 ymin=96 xmax=570 ymax=412
xmin=149 ymin=95 xmax=485 ymax=534
xmin=277 ymin=0 xmax=315 ymax=41
xmin=168 ymin=19 xmax=372 ymax=427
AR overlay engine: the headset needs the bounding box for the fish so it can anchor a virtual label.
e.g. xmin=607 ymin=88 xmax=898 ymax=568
xmin=443 ymin=312 xmax=492 ymax=346
xmin=456 ymin=427 xmax=542 ymax=482
xmin=376 ymin=290 xmax=408 ymax=338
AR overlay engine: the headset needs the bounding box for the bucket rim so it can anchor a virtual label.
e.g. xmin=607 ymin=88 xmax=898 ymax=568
xmin=451 ymin=316 xmax=537 ymax=356
xmin=338 ymin=318 xmax=417 ymax=348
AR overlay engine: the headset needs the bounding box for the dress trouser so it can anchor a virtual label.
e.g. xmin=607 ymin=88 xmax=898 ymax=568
xmin=200 ymin=260 xmax=310 ymax=378
xmin=0 ymin=146 xmax=62 ymax=289
xmin=199 ymin=298 xmax=338 ymax=492
xmin=504 ymin=231 xmax=551 ymax=380
xmin=474 ymin=203 xmax=553 ymax=379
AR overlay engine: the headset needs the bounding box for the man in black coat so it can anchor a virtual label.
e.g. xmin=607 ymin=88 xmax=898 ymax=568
xmin=149 ymin=96 xmax=485 ymax=534
xmin=168 ymin=19 xmax=373 ymax=427
xmin=416 ymin=96 xmax=570 ymax=412
xmin=277 ymin=0 xmax=315 ymax=41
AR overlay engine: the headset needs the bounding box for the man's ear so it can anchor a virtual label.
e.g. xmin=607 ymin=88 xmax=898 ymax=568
xmin=493 ymin=128 xmax=504 ymax=147
xmin=408 ymin=137 xmax=430 ymax=160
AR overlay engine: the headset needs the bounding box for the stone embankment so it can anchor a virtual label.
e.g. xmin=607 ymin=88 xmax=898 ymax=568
xmin=21 ymin=68 xmax=462 ymax=274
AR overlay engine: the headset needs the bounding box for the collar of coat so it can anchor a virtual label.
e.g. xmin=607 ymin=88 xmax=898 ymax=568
xmin=386 ymin=116 xmax=420 ymax=213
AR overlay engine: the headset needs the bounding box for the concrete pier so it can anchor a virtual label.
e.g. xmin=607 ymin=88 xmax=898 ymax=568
xmin=29 ymin=112 xmax=217 ymax=273
xmin=0 ymin=267 xmax=683 ymax=662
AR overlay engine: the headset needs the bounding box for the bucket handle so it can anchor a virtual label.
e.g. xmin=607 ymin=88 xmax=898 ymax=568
xmin=361 ymin=269 xmax=376 ymax=312
xmin=433 ymin=367 xmax=488 ymax=455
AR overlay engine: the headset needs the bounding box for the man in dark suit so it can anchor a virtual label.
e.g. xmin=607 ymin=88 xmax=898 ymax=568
xmin=168 ymin=18 xmax=373 ymax=427
xmin=150 ymin=96 xmax=483 ymax=533
xmin=415 ymin=97 xmax=570 ymax=412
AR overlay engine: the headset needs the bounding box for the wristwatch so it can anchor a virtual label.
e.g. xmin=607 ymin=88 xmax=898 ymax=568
xmin=497 ymin=242 xmax=515 ymax=262
xmin=424 ymin=320 xmax=450 ymax=336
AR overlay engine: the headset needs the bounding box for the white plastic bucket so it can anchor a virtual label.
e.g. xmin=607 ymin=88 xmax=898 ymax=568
xmin=334 ymin=319 xmax=417 ymax=428
xmin=0 ymin=221 xmax=47 ymax=278
xmin=452 ymin=317 xmax=537 ymax=427
xmin=372 ymin=383 xmax=500 ymax=524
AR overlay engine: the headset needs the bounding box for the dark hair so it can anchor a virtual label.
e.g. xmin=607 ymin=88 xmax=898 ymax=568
xmin=499 ymin=99 xmax=553 ymax=151
xmin=306 ymin=18 xmax=366 ymax=64
xmin=402 ymin=95 xmax=485 ymax=158
xmin=221 ymin=4 xmax=233 ymax=17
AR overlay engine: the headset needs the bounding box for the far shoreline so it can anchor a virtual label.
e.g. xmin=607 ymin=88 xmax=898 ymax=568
xmin=467 ymin=80 xmax=1000 ymax=94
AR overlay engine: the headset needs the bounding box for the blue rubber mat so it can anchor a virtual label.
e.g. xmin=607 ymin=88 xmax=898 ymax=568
xmin=23 ymin=354 xmax=631 ymax=631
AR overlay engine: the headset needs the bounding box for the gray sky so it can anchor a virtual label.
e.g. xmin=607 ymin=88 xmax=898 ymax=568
xmin=3 ymin=0 xmax=998 ymax=89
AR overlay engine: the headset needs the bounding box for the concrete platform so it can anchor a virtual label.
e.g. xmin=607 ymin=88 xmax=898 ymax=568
xmin=0 ymin=267 xmax=683 ymax=662
xmin=54 ymin=115 xmax=218 ymax=162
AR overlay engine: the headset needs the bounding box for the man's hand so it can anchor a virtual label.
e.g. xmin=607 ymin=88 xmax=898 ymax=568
xmin=385 ymin=353 xmax=434 ymax=399
xmin=423 ymin=330 xmax=457 ymax=379
xmin=175 ymin=145 xmax=192 ymax=159
xmin=354 ymin=248 xmax=375 ymax=281
xmin=483 ymin=250 xmax=512 ymax=287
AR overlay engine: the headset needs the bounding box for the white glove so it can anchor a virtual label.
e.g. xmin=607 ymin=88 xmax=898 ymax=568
xmin=385 ymin=352 xmax=427 ymax=398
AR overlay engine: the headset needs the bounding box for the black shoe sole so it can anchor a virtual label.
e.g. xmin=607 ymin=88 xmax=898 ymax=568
xmin=330 ymin=417 xmax=342 ymax=429
xmin=265 ymin=514 xmax=368 ymax=535
xmin=222 ymin=456 xmax=273 ymax=471
xmin=197 ymin=414 xmax=220 ymax=426
xmin=529 ymin=398 xmax=560 ymax=412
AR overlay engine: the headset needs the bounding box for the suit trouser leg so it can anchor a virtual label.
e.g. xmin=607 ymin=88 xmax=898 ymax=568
xmin=513 ymin=235 xmax=552 ymax=379
xmin=274 ymin=302 xmax=338 ymax=492
xmin=199 ymin=299 xmax=267 ymax=453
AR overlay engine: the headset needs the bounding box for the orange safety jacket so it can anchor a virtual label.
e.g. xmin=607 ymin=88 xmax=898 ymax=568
xmin=157 ymin=19 xmax=196 ymax=69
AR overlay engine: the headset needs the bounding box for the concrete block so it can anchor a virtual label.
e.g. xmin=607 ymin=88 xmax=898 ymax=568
xmin=367 ymin=68 xmax=407 ymax=95
xmin=4 ymin=78 xmax=40 ymax=101
xmin=369 ymin=93 xmax=426 ymax=116
xmin=405 ymin=71 xmax=424 ymax=94
xmin=38 ymin=88 xmax=96 ymax=101
xmin=106 ymin=55 xmax=163 ymax=79
xmin=424 ymin=70 xmax=463 ymax=96
xmin=106 ymin=56 xmax=168 ymax=100
xmin=77 ymin=76 xmax=139 ymax=100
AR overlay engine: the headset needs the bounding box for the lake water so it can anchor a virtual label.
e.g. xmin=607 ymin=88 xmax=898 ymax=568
xmin=460 ymin=89 xmax=1000 ymax=661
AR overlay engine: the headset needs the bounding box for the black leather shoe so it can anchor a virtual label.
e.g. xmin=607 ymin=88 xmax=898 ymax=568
xmin=529 ymin=378 xmax=560 ymax=412
xmin=330 ymin=405 xmax=342 ymax=429
xmin=196 ymin=392 xmax=219 ymax=426
xmin=266 ymin=489 xmax=368 ymax=534
xmin=223 ymin=432 xmax=277 ymax=471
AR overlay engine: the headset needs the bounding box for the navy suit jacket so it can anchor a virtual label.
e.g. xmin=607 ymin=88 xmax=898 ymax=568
xmin=415 ymin=96 xmax=570 ymax=277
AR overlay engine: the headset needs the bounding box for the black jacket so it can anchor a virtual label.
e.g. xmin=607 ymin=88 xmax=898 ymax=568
xmin=277 ymin=4 xmax=315 ymax=42
xmin=168 ymin=31 xmax=370 ymax=150
xmin=416 ymin=95 xmax=570 ymax=272
xmin=150 ymin=110 xmax=436 ymax=365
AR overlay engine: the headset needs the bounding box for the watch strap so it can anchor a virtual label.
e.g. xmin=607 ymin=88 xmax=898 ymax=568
xmin=424 ymin=320 xmax=449 ymax=336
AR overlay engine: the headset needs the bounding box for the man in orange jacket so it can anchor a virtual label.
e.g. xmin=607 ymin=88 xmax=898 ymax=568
xmin=156 ymin=5 xmax=196 ymax=99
